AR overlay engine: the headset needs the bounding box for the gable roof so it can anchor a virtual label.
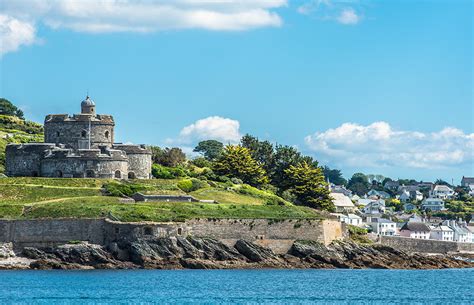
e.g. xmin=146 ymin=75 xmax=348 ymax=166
xmin=400 ymin=222 xmax=431 ymax=232
xmin=330 ymin=193 xmax=355 ymax=208
xmin=461 ymin=176 xmax=474 ymax=185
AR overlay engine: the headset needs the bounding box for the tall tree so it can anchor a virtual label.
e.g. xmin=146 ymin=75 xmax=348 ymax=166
xmin=213 ymin=145 xmax=268 ymax=186
xmin=270 ymin=144 xmax=313 ymax=190
xmin=240 ymin=134 xmax=274 ymax=174
xmin=193 ymin=140 xmax=224 ymax=161
xmin=322 ymin=166 xmax=347 ymax=186
xmin=347 ymin=173 xmax=370 ymax=196
xmin=151 ymin=146 xmax=186 ymax=167
xmin=284 ymin=161 xmax=334 ymax=211
xmin=0 ymin=98 xmax=24 ymax=119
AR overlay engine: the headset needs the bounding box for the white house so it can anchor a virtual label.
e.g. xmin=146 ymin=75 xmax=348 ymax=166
xmin=421 ymin=198 xmax=445 ymax=211
xmin=330 ymin=192 xmax=356 ymax=213
xmin=399 ymin=190 xmax=411 ymax=203
xmin=399 ymin=222 xmax=431 ymax=239
xmin=443 ymin=220 xmax=470 ymax=243
xmin=331 ymin=213 xmax=363 ymax=226
xmin=430 ymin=225 xmax=454 ymax=241
xmin=370 ymin=218 xmax=397 ymax=236
xmin=431 ymin=185 xmax=455 ymax=199
xmin=363 ymin=200 xmax=386 ymax=214
xmin=367 ymin=189 xmax=391 ymax=199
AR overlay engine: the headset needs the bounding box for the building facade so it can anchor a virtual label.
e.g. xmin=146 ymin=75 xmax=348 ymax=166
xmin=6 ymin=96 xmax=152 ymax=179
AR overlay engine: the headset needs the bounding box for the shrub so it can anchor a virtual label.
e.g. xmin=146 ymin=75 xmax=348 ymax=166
xmin=178 ymin=178 xmax=208 ymax=193
xmin=151 ymin=164 xmax=188 ymax=179
xmin=103 ymin=182 xmax=148 ymax=197
xmin=231 ymin=177 xmax=243 ymax=185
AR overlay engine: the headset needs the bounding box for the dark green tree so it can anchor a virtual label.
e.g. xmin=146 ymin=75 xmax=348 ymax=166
xmin=347 ymin=173 xmax=370 ymax=196
xmin=322 ymin=166 xmax=347 ymax=186
xmin=151 ymin=146 xmax=186 ymax=167
xmin=284 ymin=161 xmax=334 ymax=211
xmin=0 ymin=98 xmax=24 ymax=119
xmin=240 ymin=134 xmax=274 ymax=174
xmin=270 ymin=144 xmax=313 ymax=191
xmin=193 ymin=140 xmax=224 ymax=161
xmin=213 ymin=145 xmax=268 ymax=186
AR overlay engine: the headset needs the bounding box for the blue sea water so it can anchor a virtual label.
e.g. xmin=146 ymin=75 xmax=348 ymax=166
xmin=0 ymin=269 xmax=472 ymax=304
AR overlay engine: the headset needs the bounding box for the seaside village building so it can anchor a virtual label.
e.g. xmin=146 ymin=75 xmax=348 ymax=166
xmin=5 ymin=96 xmax=152 ymax=179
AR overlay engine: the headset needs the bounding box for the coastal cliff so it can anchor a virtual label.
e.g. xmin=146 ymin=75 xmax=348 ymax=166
xmin=1 ymin=238 xmax=472 ymax=270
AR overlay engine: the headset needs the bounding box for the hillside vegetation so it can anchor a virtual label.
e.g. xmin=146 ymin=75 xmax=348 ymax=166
xmin=0 ymin=177 xmax=322 ymax=222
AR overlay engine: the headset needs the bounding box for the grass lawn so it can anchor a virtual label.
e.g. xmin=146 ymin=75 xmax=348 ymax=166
xmin=0 ymin=177 xmax=322 ymax=222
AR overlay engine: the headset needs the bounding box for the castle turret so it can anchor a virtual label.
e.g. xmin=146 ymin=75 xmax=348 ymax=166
xmin=81 ymin=95 xmax=96 ymax=115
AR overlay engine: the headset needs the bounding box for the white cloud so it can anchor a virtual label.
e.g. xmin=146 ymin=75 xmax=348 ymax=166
xmin=305 ymin=122 xmax=474 ymax=170
xmin=336 ymin=8 xmax=360 ymax=25
xmin=0 ymin=14 xmax=37 ymax=55
xmin=297 ymin=0 xmax=362 ymax=25
xmin=170 ymin=116 xmax=242 ymax=144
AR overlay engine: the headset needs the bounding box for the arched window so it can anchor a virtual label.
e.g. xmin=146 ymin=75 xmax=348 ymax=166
xmin=114 ymin=170 xmax=121 ymax=179
xmin=54 ymin=170 xmax=63 ymax=178
xmin=128 ymin=172 xmax=136 ymax=179
xmin=81 ymin=130 xmax=87 ymax=138
xmin=177 ymin=228 xmax=182 ymax=235
xmin=86 ymin=170 xmax=95 ymax=178
xmin=105 ymin=131 xmax=109 ymax=139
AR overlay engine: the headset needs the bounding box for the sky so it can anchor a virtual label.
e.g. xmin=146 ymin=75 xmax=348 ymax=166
xmin=0 ymin=0 xmax=473 ymax=183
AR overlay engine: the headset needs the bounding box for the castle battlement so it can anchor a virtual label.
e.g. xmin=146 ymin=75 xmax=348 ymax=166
xmin=113 ymin=144 xmax=152 ymax=155
xmin=45 ymin=114 xmax=114 ymax=124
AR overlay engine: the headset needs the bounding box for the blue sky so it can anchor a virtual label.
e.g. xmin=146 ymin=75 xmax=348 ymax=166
xmin=1 ymin=0 xmax=472 ymax=183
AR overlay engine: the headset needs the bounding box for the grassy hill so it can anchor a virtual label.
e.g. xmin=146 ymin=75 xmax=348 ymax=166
xmin=0 ymin=114 xmax=44 ymax=173
xmin=0 ymin=177 xmax=322 ymax=222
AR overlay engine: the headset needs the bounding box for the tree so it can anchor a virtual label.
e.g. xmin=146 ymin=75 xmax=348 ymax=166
xmin=213 ymin=145 xmax=268 ymax=186
xmin=322 ymin=166 xmax=347 ymax=186
xmin=193 ymin=140 xmax=224 ymax=161
xmin=347 ymin=173 xmax=370 ymax=196
xmin=270 ymin=144 xmax=313 ymax=190
xmin=0 ymin=98 xmax=24 ymax=119
xmin=435 ymin=179 xmax=451 ymax=187
xmin=284 ymin=161 xmax=334 ymax=211
xmin=151 ymin=146 xmax=186 ymax=167
xmin=240 ymin=134 xmax=274 ymax=174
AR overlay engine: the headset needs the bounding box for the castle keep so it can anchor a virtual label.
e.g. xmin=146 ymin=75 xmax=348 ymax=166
xmin=6 ymin=96 xmax=152 ymax=179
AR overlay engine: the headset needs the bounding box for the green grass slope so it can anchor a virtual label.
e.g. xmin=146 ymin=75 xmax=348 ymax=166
xmin=0 ymin=178 xmax=322 ymax=222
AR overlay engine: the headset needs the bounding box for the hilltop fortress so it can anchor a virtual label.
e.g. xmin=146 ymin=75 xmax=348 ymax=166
xmin=5 ymin=96 xmax=152 ymax=179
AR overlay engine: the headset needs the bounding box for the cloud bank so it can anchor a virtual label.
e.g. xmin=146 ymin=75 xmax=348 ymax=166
xmin=305 ymin=122 xmax=474 ymax=170
xmin=1 ymin=0 xmax=286 ymax=55
xmin=297 ymin=0 xmax=362 ymax=25
xmin=170 ymin=116 xmax=242 ymax=145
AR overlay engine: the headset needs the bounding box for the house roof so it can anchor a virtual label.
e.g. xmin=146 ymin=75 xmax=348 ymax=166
xmin=400 ymin=222 xmax=430 ymax=232
xmin=330 ymin=193 xmax=355 ymax=208
xmin=374 ymin=218 xmax=394 ymax=223
xmin=433 ymin=185 xmax=453 ymax=192
xmin=431 ymin=225 xmax=453 ymax=232
xmin=461 ymin=176 xmax=474 ymax=184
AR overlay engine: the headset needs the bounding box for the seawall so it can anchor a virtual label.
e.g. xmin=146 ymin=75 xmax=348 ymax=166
xmin=0 ymin=218 xmax=343 ymax=254
xmin=380 ymin=236 xmax=474 ymax=254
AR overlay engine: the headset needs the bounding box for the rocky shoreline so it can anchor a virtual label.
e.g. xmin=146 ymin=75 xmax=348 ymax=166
xmin=0 ymin=238 xmax=472 ymax=270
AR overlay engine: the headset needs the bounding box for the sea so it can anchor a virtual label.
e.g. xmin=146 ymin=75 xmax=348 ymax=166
xmin=0 ymin=269 xmax=472 ymax=304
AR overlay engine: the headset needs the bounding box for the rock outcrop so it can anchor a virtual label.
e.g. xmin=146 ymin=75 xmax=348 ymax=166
xmin=1 ymin=238 xmax=472 ymax=270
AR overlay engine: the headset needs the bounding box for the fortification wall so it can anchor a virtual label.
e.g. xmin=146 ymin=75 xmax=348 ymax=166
xmin=5 ymin=143 xmax=56 ymax=177
xmin=41 ymin=152 xmax=128 ymax=178
xmin=113 ymin=145 xmax=152 ymax=179
xmin=44 ymin=117 xmax=114 ymax=149
xmin=0 ymin=219 xmax=105 ymax=249
xmin=0 ymin=218 xmax=343 ymax=254
xmin=379 ymin=236 xmax=474 ymax=254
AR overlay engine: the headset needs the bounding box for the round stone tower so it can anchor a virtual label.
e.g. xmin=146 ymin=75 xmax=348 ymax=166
xmin=44 ymin=96 xmax=115 ymax=149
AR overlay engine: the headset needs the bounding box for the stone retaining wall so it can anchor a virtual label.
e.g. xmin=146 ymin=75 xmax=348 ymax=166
xmin=0 ymin=218 xmax=343 ymax=254
xmin=379 ymin=236 xmax=474 ymax=254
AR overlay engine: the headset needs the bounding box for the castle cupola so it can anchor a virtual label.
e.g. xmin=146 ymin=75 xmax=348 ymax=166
xmin=81 ymin=95 xmax=96 ymax=115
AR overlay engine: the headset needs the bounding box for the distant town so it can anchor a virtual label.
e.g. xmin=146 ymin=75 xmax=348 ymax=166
xmin=329 ymin=176 xmax=474 ymax=243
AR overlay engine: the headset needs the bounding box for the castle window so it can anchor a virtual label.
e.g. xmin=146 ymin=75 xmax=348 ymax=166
xmin=114 ymin=170 xmax=121 ymax=179
xmin=128 ymin=172 xmax=136 ymax=179
xmin=81 ymin=130 xmax=87 ymax=138
xmin=54 ymin=170 xmax=63 ymax=178
xmin=105 ymin=131 xmax=109 ymax=139
xmin=177 ymin=228 xmax=182 ymax=235
xmin=86 ymin=170 xmax=95 ymax=178
xmin=56 ymin=131 xmax=60 ymax=137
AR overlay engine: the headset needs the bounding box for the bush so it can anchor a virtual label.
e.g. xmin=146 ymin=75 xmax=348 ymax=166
xmin=177 ymin=178 xmax=208 ymax=193
xmin=151 ymin=164 xmax=188 ymax=179
xmin=231 ymin=177 xmax=243 ymax=185
xmin=103 ymin=182 xmax=148 ymax=197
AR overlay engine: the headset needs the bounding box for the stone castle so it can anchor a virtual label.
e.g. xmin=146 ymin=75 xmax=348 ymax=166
xmin=6 ymin=96 xmax=152 ymax=179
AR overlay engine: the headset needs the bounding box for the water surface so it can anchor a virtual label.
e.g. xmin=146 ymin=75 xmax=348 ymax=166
xmin=0 ymin=269 xmax=472 ymax=304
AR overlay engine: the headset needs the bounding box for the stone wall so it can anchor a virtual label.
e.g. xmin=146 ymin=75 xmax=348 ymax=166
xmin=379 ymin=236 xmax=474 ymax=254
xmin=44 ymin=115 xmax=114 ymax=149
xmin=0 ymin=218 xmax=343 ymax=254
xmin=5 ymin=143 xmax=56 ymax=177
